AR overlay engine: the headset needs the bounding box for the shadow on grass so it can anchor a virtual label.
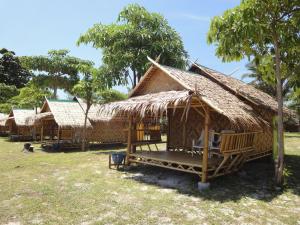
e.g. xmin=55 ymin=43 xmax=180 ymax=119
xmin=41 ymin=143 xmax=125 ymax=154
xmin=123 ymin=155 xmax=300 ymax=202
xmin=285 ymin=135 xmax=300 ymax=139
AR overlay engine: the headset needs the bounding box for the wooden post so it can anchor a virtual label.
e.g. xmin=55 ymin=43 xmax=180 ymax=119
xmin=126 ymin=116 xmax=133 ymax=165
xmin=167 ymin=110 xmax=170 ymax=151
xmin=57 ymin=126 xmax=60 ymax=143
xmin=201 ymin=108 xmax=210 ymax=183
xmin=40 ymin=122 xmax=44 ymax=142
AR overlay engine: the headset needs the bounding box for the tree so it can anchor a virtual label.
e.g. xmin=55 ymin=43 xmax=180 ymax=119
xmin=21 ymin=49 xmax=92 ymax=98
xmin=9 ymin=84 xmax=51 ymax=111
xmin=0 ymin=48 xmax=31 ymax=88
xmin=98 ymin=89 xmax=127 ymax=103
xmin=207 ymin=0 xmax=300 ymax=186
xmin=77 ymin=4 xmax=188 ymax=88
xmin=242 ymin=61 xmax=291 ymax=98
xmin=0 ymin=83 xmax=19 ymax=104
xmin=72 ymin=64 xmax=103 ymax=151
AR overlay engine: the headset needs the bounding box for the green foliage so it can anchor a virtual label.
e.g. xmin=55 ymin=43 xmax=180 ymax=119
xmin=21 ymin=49 xmax=93 ymax=98
xmin=0 ymin=103 xmax=12 ymax=114
xmin=0 ymin=83 xmax=19 ymax=103
xmin=77 ymin=4 xmax=188 ymax=88
xmin=98 ymin=89 xmax=127 ymax=104
xmin=207 ymin=0 xmax=299 ymax=62
xmin=242 ymin=62 xmax=291 ymax=98
xmin=9 ymin=84 xmax=52 ymax=109
xmin=0 ymin=48 xmax=32 ymax=88
xmin=207 ymin=0 xmax=300 ymax=82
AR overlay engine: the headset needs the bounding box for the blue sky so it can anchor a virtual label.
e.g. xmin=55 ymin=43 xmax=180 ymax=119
xmin=1 ymin=0 xmax=249 ymax=96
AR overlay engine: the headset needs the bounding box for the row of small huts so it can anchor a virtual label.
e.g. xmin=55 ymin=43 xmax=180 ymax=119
xmin=0 ymin=57 xmax=295 ymax=182
xmin=0 ymin=97 xmax=126 ymax=145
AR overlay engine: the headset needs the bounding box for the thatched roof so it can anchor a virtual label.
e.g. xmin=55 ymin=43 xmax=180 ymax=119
xmin=7 ymin=109 xmax=36 ymax=126
xmin=189 ymin=63 xmax=288 ymax=114
xmin=97 ymin=58 xmax=268 ymax=129
xmin=36 ymin=99 xmax=92 ymax=128
xmin=75 ymin=97 xmax=124 ymax=122
xmin=0 ymin=113 xmax=8 ymax=126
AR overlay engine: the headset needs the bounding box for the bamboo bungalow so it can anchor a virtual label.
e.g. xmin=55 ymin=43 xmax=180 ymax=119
xmin=5 ymin=109 xmax=36 ymax=141
xmin=0 ymin=113 xmax=9 ymax=136
xmin=26 ymin=99 xmax=92 ymax=147
xmin=97 ymin=57 xmax=288 ymax=183
xmin=26 ymin=98 xmax=126 ymax=149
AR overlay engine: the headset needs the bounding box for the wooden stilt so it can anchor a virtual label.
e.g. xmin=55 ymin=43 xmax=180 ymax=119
xmin=126 ymin=116 xmax=133 ymax=165
xmin=201 ymin=108 xmax=210 ymax=183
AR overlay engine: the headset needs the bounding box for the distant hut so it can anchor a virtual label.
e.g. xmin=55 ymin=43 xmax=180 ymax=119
xmin=0 ymin=113 xmax=9 ymax=136
xmin=25 ymin=99 xmax=91 ymax=148
xmin=26 ymin=98 xmax=126 ymax=149
xmin=98 ymin=57 xmax=292 ymax=182
xmin=6 ymin=109 xmax=36 ymax=141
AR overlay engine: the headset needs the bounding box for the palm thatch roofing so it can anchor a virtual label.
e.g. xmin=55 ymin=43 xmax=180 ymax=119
xmin=97 ymin=57 xmax=272 ymax=129
xmin=0 ymin=113 xmax=8 ymax=126
xmin=189 ymin=63 xmax=289 ymax=114
xmin=26 ymin=99 xmax=92 ymax=128
xmin=6 ymin=109 xmax=36 ymax=126
xmin=75 ymin=97 xmax=125 ymax=122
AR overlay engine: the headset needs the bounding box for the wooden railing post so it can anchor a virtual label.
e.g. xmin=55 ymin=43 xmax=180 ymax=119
xmin=201 ymin=109 xmax=210 ymax=183
xmin=126 ymin=116 xmax=133 ymax=165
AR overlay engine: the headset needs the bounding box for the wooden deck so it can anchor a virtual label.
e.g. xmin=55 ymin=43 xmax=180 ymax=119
xmin=129 ymin=151 xmax=223 ymax=176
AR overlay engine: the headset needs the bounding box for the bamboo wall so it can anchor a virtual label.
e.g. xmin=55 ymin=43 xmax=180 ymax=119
xmin=134 ymin=69 xmax=183 ymax=96
xmin=88 ymin=120 xmax=126 ymax=143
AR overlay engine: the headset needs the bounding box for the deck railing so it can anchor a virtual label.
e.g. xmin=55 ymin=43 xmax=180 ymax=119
xmin=219 ymin=132 xmax=259 ymax=155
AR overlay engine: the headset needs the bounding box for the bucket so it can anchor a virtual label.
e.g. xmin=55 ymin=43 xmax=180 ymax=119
xmin=111 ymin=152 xmax=126 ymax=164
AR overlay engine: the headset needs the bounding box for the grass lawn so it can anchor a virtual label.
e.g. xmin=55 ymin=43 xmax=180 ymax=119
xmin=0 ymin=133 xmax=299 ymax=225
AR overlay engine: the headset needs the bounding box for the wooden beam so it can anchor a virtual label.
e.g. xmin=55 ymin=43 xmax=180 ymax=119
xmin=126 ymin=116 xmax=133 ymax=165
xmin=201 ymin=108 xmax=210 ymax=183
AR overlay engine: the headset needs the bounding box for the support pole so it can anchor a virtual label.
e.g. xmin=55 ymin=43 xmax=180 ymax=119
xmin=201 ymin=108 xmax=210 ymax=183
xmin=57 ymin=126 xmax=60 ymax=143
xmin=40 ymin=122 xmax=44 ymax=142
xmin=126 ymin=116 xmax=133 ymax=165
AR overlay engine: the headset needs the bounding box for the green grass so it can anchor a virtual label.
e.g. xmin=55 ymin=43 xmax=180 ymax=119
xmin=0 ymin=133 xmax=299 ymax=225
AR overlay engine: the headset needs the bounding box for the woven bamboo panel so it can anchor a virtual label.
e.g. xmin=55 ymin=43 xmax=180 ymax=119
xmin=253 ymin=129 xmax=273 ymax=153
xmin=18 ymin=126 xmax=32 ymax=136
xmin=88 ymin=120 xmax=127 ymax=143
xmin=134 ymin=69 xmax=184 ymax=96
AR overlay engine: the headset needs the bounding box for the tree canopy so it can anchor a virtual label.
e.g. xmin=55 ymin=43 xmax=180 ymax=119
xmin=77 ymin=4 xmax=188 ymax=88
xmin=21 ymin=49 xmax=93 ymax=98
xmin=98 ymin=89 xmax=127 ymax=104
xmin=0 ymin=48 xmax=31 ymax=88
xmin=0 ymin=83 xmax=19 ymax=104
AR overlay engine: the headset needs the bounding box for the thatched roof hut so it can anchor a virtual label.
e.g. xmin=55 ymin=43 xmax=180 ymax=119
xmin=97 ymin=57 xmax=279 ymax=182
xmin=5 ymin=109 xmax=36 ymax=139
xmin=26 ymin=98 xmax=126 ymax=145
xmin=0 ymin=113 xmax=8 ymax=134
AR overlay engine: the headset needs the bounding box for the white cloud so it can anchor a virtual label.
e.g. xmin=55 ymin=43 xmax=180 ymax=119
xmin=179 ymin=13 xmax=211 ymax=22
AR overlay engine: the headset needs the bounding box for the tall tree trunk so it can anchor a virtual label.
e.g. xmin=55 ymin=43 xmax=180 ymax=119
xmin=53 ymin=86 xmax=58 ymax=99
xmin=133 ymin=70 xmax=137 ymax=88
xmin=82 ymin=104 xmax=90 ymax=151
xmin=274 ymin=37 xmax=284 ymax=187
